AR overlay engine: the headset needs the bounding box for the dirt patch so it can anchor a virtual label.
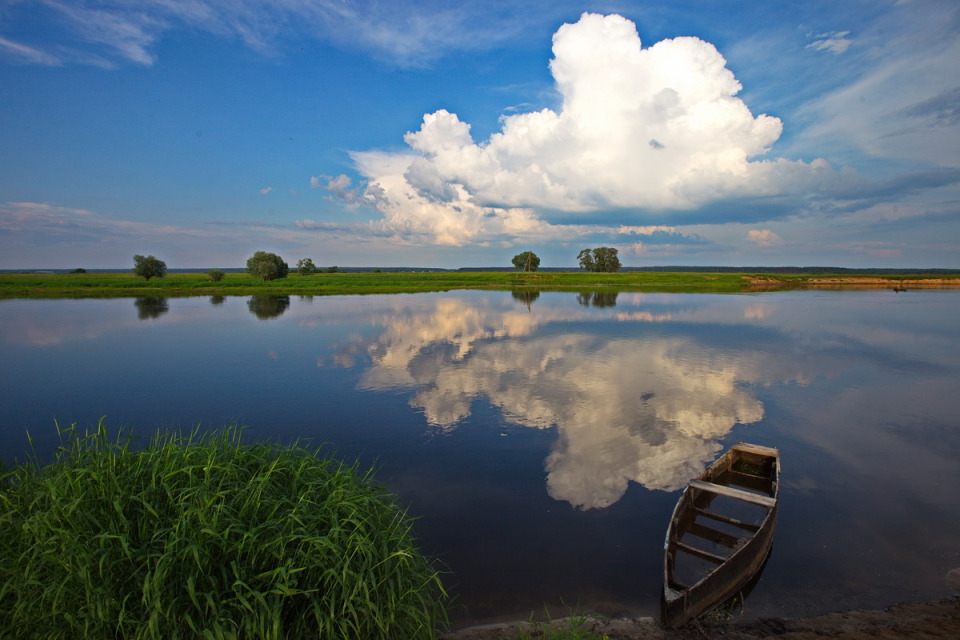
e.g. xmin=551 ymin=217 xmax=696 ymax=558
xmin=744 ymin=276 xmax=960 ymax=289
xmin=442 ymin=598 xmax=960 ymax=640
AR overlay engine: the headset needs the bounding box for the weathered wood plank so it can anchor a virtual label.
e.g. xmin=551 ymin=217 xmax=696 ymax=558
xmin=732 ymin=443 xmax=779 ymax=458
xmin=694 ymin=507 xmax=761 ymax=532
xmin=687 ymin=521 xmax=742 ymax=548
xmin=674 ymin=541 xmax=726 ymax=565
xmin=689 ymin=480 xmax=776 ymax=508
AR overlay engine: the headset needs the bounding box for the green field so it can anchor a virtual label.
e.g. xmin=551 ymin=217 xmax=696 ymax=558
xmin=1 ymin=271 xmax=957 ymax=298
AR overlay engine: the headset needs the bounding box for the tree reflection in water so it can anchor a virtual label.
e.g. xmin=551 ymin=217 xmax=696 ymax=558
xmin=247 ymin=295 xmax=290 ymax=320
xmin=510 ymin=289 xmax=540 ymax=310
xmin=134 ymin=297 xmax=168 ymax=320
xmin=577 ymin=291 xmax=618 ymax=307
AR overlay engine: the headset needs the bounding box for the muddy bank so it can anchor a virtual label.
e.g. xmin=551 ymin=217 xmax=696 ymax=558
xmin=746 ymin=275 xmax=960 ymax=289
xmin=443 ymin=597 xmax=960 ymax=640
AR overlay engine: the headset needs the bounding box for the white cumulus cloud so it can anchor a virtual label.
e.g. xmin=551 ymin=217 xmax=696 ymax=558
xmin=354 ymin=12 xmax=833 ymax=245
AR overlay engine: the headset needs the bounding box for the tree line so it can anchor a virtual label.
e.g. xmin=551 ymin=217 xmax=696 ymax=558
xmin=512 ymin=247 xmax=621 ymax=272
xmin=131 ymin=248 xmax=620 ymax=281
xmin=131 ymin=252 xmax=339 ymax=282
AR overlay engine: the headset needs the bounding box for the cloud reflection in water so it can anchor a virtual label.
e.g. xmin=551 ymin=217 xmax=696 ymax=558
xmin=355 ymin=295 xmax=781 ymax=509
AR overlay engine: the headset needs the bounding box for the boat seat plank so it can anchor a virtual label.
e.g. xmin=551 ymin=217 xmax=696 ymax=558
xmin=732 ymin=443 xmax=779 ymax=458
xmin=674 ymin=541 xmax=726 ymax=565
xmin=687 ymin=521 xmax=742 ymax=548
xmin=694 ymin=507 xmax=761 ymax=532
xmin=689 ymin=480 xmax=776 ymax=508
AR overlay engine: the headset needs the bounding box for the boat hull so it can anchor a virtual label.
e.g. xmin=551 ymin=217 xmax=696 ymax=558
xmin=662 ymin=443 xmax=780 ymax=627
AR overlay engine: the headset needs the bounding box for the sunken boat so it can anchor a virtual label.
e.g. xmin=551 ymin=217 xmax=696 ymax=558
xmin=662 ymin=442 xmax=780 ymax=627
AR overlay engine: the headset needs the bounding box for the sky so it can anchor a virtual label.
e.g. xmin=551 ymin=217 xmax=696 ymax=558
xmin=1 ymin=0 xmax=958 ymax=269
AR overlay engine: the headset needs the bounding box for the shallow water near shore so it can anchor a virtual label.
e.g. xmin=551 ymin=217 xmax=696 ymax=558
xmin=2 ymin=289 xmax=958 ymax=626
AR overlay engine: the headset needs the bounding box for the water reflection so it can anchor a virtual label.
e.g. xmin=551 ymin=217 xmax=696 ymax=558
xmin=577 ymin=291 xmax=619 ymax=307
xmin=134 ymin=296 xmax=169 ymax=320
xmin=510 ymin=289 xmax=540 ymax=309
xmin=210 ymin=295 xmax=226 ymax=305
xmin=353 ymin=294 xmax=798 ymax=509
xmin=247 ymin=295 xmax=290 ymax=320
xmin=2 ymin=291 xmax=959 ymax=623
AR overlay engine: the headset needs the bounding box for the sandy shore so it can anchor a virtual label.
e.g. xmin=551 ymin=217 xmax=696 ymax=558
xmin=443 ymin=597 xmax=960 ymax=640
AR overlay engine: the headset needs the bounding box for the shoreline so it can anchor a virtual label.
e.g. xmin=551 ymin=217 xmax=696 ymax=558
xmin=444 ymin=597 xmax=960 ymax=639
xmin=1 ymin=271 xmax=959 ymax=299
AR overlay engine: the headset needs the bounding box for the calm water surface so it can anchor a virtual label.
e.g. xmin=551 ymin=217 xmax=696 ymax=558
xmin=1 ymin=290 xmax=958 ymax=625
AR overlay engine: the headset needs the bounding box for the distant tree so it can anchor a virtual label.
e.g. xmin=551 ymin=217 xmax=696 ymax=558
xmin=511 ymin=251 xmax=541 ymax=272
xmin=246 ymin=251 xmax=289 ymax=281
xmin=207 ymin=269 xmax=226 ymax=282
xmin=296 ymin=258 xmax=317 ymax=276
xmin=576 ymin=249 xmax=596 ymax=272
xmin=326 ymin=266 xmax=339 ymax=273
xmin=594 ymin=247 xmax=620 ymax=272
xmin=132 ymin=255 xmax=167 ymax=280
xmin=70 ymin=268 xmax=87 ymax=274
xmin=577 ymin=247 xmax=620 ymax=272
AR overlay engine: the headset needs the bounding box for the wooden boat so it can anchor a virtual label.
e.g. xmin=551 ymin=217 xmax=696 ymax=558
xmin=662 ymin=442 xmax=780 ymax=627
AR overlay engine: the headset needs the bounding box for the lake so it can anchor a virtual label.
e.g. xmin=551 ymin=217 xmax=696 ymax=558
xmin=1 ymin=289 xmax=958 ymax=626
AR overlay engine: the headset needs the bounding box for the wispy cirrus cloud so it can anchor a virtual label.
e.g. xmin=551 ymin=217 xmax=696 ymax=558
xmin=0 ymin=201 xmax=250 ymax=267
xmin=0 ymin=35 xmax=62 ymax=65
xmin=797 ymin=0 xmax=960 ymax=169
xmin=0 ymin=0 xmax=565 ymax=67
xmin=0 ymin=201 xmax=205 ymax=238
xmin=805 ymin=30 xmax=853 ymax=55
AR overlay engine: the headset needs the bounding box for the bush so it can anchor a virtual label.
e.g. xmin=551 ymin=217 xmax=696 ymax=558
xmin=0 ymin=423 xmax=448 ymax=640
xmin=207 ymin=269 xmax=226 ymax=282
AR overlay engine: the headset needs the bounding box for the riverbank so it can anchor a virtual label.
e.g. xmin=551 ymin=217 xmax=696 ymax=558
xmin=445 ymin=597 xmax=960 ymax=639
xmin=1 ymin=271 xmax=959 ymax=298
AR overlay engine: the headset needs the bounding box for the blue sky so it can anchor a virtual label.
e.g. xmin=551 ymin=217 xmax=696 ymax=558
xmin=1 ymin=0 xmax=958 ymax=269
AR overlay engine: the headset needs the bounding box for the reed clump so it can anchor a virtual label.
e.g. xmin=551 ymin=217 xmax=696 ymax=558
xmin=0 ymin=422 xmax=447 ymax=639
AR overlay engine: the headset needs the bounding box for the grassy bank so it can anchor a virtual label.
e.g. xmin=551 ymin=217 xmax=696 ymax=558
xmin=1 ymin=271 xmax=958 ymax=298
xmin=0 ymin=423 xmax=447 ymax=640
xmin=0 ymin=271 xmax=747 ymax=297
xmin=7 ymin=270 xmax=960 ymax=298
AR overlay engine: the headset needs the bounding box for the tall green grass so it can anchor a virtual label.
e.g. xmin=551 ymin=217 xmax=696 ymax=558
xmin=0 ymin=422 xmax=447 ymax=639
